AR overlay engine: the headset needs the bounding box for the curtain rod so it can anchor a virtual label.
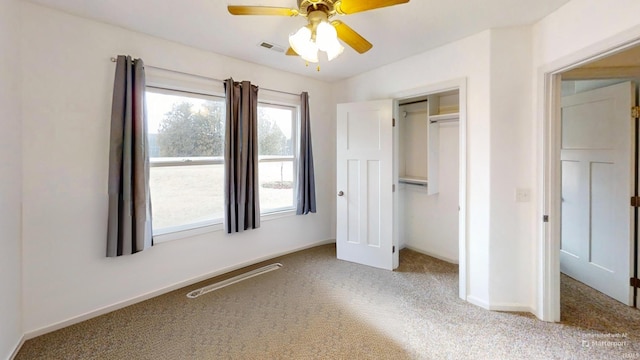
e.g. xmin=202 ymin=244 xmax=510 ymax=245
xmin=110 ymin=57 xmax=301 ymax=97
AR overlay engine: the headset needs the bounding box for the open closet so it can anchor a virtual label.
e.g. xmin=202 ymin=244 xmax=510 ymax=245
xmin=336 ymin=83 xmax=465 ymax=275
xmin=397 ymin=90 xmax=460 ymax=264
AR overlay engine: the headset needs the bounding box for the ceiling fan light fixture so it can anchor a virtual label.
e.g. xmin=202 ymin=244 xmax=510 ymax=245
xmin=316 ymin=20 xmax=343 ymax=61
xmin=289 ymin=26 xmax=319 ymax=63
xmin=315 ymin=20 xmax=336 ymax=52
xmin=290 ymin=19 xmax=344 ymax=63
xmin=325 ymin=39 xmax=344 ymax=61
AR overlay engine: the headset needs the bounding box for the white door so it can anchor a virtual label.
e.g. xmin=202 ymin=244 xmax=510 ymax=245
xmin=560 ymin=81 xmax=635 ymax=305
xmin=336 ymin=99 xmax=396 ymax=270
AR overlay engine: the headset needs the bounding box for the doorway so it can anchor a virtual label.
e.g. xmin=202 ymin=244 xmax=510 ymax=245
xmin=393 ymin=81 xmax=467 ymax=301
xmin=543 ymin=43 xmax=640 ymax=321
xmin=396 ymin=91 xmax=460 ymax=264
xmin=559 ymin=80 xmax=635 ymax=305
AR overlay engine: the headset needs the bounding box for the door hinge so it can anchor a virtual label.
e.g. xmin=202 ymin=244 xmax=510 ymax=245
xmin=392 ymin=118 xmax=396 ymax=127
xmin=392 ymin=184 xmax=396 ymax=192
xmin=631 ymin=277 xmax=640 ymax=288
xmin=543 ymin=215 xmax=549 ymax=223
xmin=631 ymin=196 xmax=640 ymax=207
xmin=392 ymin=246 xmax=396 ymax=254
xmin=632 ymin=106 xmax=640 ymax=118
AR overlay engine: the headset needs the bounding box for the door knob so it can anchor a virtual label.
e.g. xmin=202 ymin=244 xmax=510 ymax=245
xmin=338 ymin=191 xmax=344 ymax=196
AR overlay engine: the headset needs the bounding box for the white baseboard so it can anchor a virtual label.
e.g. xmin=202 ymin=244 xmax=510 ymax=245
xmin=488 ymin=303 xmax=534 ymax=313
xmin=404 ymin=245 xmax=459 ymax=264
xmin=466 ymin=295 xmax=490 ymax=310
xmin=24 ymin=239 xmax=336 ymax=340
xmin=466 ymin=295 xmax=533 ymax=314
xmin=8 ymin=335 xmax=25 ymax=360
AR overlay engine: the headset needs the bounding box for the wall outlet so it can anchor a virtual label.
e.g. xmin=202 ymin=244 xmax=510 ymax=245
xmin=515 ymin=188 xmax=531 ymax=203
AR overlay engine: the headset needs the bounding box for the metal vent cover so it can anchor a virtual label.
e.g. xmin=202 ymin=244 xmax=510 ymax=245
xmin=258 ymin=41 xmax=285 ymax=53
xmin=187 ymin=263 xmax=283 ymax=299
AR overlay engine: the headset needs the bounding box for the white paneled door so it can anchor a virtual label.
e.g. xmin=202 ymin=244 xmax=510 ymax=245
xmin=560 ymin=81 xmax=635 ymax=305
xmin=336 ymin=100 xmax=396 ymax=270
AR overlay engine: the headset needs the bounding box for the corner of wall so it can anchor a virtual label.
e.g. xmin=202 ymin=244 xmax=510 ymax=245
xmin=0 ymin=0 xmax=24 ymax=357
xmin=8 ymin=336 xmax=25 ymax=360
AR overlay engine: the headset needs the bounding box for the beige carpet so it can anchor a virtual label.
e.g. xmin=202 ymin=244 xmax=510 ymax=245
xmin=16 ymin=244 xmax=640 ymax=359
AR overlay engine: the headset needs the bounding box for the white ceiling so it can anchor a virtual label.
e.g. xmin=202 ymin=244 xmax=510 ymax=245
xmin=26 ymin=0 xmax=572 ymax=82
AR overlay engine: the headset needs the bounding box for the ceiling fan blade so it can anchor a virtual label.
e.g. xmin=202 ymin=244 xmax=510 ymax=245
xmin=335 ymin=0 xmax=409 ymax=14
xmin=332 ymin=20 xmax=373 ymax=54
xmin=286 ymin=47 xmax=299 ymax=56
xmin=228 ymin=6 xmax=299 ymax=16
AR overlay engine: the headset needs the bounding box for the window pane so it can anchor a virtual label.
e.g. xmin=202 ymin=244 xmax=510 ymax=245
xmin=258 ymin=106 xmax=294 ymax=156
xmin=149 ymin=164 xmax=224 ymax=229
xmin=258 ymin=103 xmax=296 ymax=211
xmin=147 ymin=91 xmax=225 ymax=158
xmin=146 ymin=90 xmax=225 ymax=232
xmin=259 ymin=161 xmax=294 ymax=211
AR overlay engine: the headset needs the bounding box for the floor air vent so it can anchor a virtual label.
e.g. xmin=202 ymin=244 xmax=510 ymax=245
xmin=187 ymin=263 xmax=283 ymax=299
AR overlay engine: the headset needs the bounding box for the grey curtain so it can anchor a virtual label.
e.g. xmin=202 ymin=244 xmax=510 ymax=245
xmin=107 ymin=55 xmax=153 ymax=257
xmin=224 ymin=78 xmax=260 ymax=233
xmin=296 ymin=92 xmax=316 ymax=214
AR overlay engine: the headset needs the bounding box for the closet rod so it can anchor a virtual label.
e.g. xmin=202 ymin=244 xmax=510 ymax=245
xmin=429 ymin=118 xmax=459 ymax=124
xmin=403 ymin=109 xmax=428 ymax=117
xmin=110 ymin=57 xmax=301 ymax=97
xmin=400 ymin=99 xmax=428 ymax=106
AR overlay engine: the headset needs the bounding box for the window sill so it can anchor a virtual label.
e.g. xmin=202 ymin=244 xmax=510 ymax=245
xmin=261 ymin=208 xmax=296 ymax=221
xmin=152 ymin=208 xmax=296 ymax=244
xmin=153 ymin=220 xmax=223 ymax=244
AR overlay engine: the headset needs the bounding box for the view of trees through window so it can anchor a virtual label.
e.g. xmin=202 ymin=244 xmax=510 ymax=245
xmin=146 ymin=89 xmax=296 ymax=234
xmin=157 ymin=101 xmax=225 ymax=157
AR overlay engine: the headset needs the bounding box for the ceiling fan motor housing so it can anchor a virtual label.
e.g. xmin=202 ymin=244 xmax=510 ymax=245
xmin=297 ymin=0 xmax=338 ymax=17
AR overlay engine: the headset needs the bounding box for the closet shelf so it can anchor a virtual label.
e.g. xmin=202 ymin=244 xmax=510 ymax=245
xmin=399 ymin=177 xmax=428 ymax=186
xmin=429 ymin=112 xmax=459 ymax=123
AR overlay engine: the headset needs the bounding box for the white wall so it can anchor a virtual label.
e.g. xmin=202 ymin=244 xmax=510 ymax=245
xmin=533 ymin=0 xmax=640 ymax=67
xmin=0 ymin=0 xmax=23 ymax=357
xmin=20 ymin=2 xmax=334 ymax=335
xmin=488 ymin=27 xmax=535 ymax=310
xmin=333 ymin=30 xmax=493 ymax=306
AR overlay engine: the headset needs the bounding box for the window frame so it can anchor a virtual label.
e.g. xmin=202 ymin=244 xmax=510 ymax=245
xmin=257 ymin=101 xmax=299 ymax=215
xmin=145 ymin=85 xmax=227 ymax=237
xmin=144 ymin=83 xmax=301 ymax=241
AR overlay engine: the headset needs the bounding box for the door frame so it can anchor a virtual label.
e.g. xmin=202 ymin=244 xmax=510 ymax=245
xmin=392 ymin=78 xmax=468 ymax=300
xmin=539 ymin=35 xmax=640 ymax=322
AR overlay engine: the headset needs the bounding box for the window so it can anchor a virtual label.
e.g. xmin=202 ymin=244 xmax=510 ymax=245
xmin=147 ymin=88 xmax=226 ymax=233
xmin=146 ymin=86 xmax=298 ymax=235
xmin=258 ymin=103 xmax=297 ymax=213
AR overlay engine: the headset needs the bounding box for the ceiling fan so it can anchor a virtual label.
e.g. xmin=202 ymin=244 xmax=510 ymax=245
xmin=228 ymin=0 xmax=410 ymax=63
